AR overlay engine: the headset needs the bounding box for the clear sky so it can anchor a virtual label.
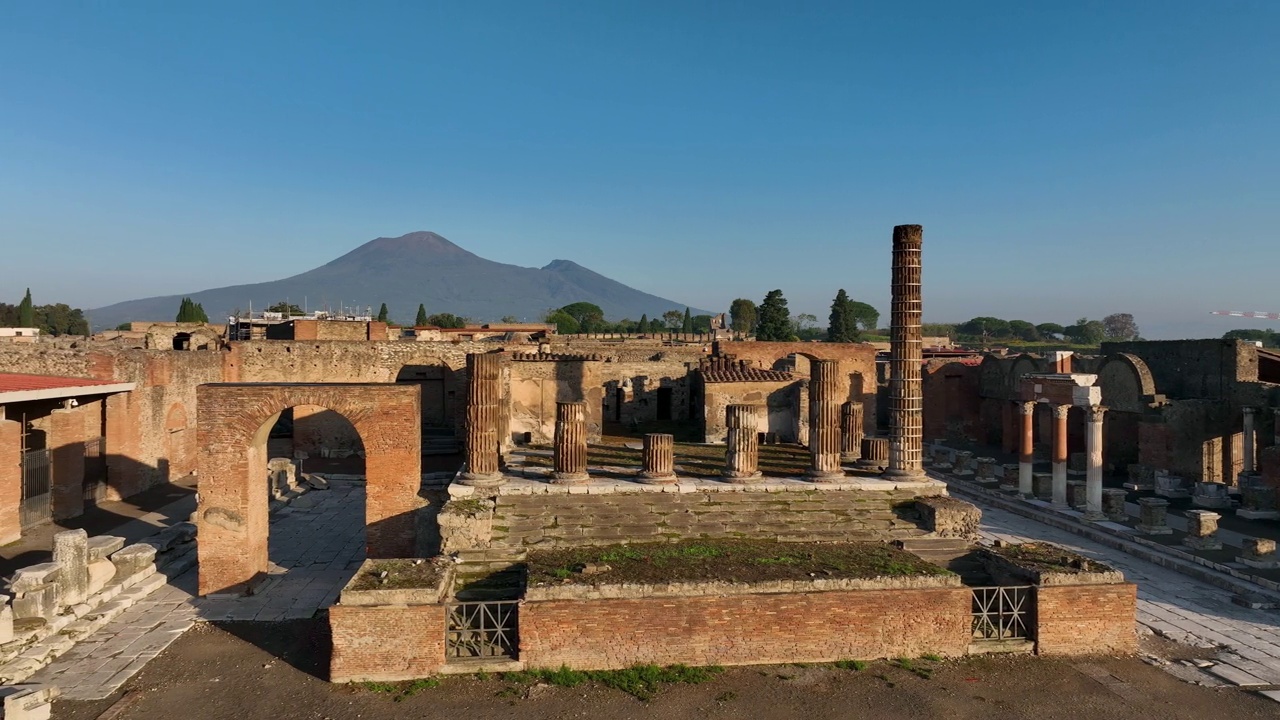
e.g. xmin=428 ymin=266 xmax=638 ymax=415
xmin=2 ymin=1 xmax=1278 ymax=338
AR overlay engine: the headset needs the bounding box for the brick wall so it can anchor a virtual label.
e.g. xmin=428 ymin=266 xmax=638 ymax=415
xmin=329 ymin=604 xmax=446 ymax=682
xmin=1035 ymin=583 xmax=1137 ymax=655
xmin=0 ymin=420 xmax=21 ymax=543
xmin=49 ymin=406 xmax=88 ymax=520
xmin=922 ymin=360 xmax=983 ymax=443
xmin=703 ymin=380 xmax=801 ymax=443
xmin=520 ymin=587 xmax=972 ymax=670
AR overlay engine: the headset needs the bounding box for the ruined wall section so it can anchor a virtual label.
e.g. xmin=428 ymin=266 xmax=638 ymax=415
xmin=702 ymin=380 xmax=802 ymax=443
xmin=921 ymin=360 xmax=983 ymax=444
xmin=507 ymin=359 xmax=603 ymax=443
xmin=1103 ymin=339 xmax=1257 ymax=401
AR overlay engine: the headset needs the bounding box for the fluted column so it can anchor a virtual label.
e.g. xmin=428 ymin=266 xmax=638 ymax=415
xmin=551 ymin=401 xmax=589 ymax=484
xmin=638 ymin=433 xmax=676 ymax=484
xmin=857 ymin=437 xmax=890 ymax=472
xmin=1085 ymin=405 xmax=1107 ymax=520
xmin=1051 ymin=404 xmax=1070 ymax=507
xmin=840 ymin=401 xmax=864 ymax=464
xmin=1018 ymin=401 xmax=1035 ymax=497
xmin=723 ymin=405 xmax=762 ymax=483
xmin=807 ymin=359 xmax=844 ymax=480
xmin=886 ymin=224 xmax=925 ymax=479
xmin=459 ymin=352 xmax=503 ymax=486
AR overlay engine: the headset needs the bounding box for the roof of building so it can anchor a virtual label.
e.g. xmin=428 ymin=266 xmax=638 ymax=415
xmin=701 ymin=368 xmax=795 ymax=383
xmin=0 ymin=373 xmax=135 ymax=404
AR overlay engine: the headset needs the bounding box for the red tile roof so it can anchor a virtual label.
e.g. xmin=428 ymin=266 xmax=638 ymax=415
xmin=0 ymin=373 xmax=119 ymax=393
xmin=702 ymin=368 xmax=795 ymax=383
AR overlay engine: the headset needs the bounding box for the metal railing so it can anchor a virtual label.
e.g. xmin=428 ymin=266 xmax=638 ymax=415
xmin=445 ymin=601 xmax=519 ymax=660
xmin=971 ymin=586 xmax=1033 ymax=641
xmin=21 ymin=449 xmax=52 ymax=528
xmin=83 ymin=436 xmax=108 ymax=504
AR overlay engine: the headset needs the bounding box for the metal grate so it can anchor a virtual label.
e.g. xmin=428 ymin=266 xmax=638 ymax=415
xmin=971 ymin=586 xmax=1033 ymax=641
xmin=83 ymin=436 xmax=108 ymax=504
xmin=445 ymin=601 xmax=519 ymax=660
xmin=21 ymin=449 xmax=52 ymax=529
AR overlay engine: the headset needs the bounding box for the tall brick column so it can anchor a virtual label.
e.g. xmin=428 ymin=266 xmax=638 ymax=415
xmin=885 ymin=224 xmax=925 ymax=479
xmin=1018 ymin=401 xmax=1035 ymax=497
xmin=551 ymin=401 xmax=589 ymax=484
xmin=0 ymin=418 xmax=21 ymax=544
xmin=50 ymin=405 xmax=87 ymax=521
xmin=638 ymin=433 xmax=676 ymax=484
xmin=807 ymin=359 xmax=844 ymax=481
xmin=1051 ymin=404 xmax=1070 ymax=508
xmin=840 ymin=401 xmax=864 ymax=465
xmin=1085 ymin=405 xmax=1107 ymax=520
xmin=723 ymin=405 xmax=762 ymax=483
xmin=460 ymin=353 xmax=503 ymax=487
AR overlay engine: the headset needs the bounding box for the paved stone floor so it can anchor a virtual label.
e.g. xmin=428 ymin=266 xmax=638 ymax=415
xmin=32 ymin=482 xmax=365 ymax=701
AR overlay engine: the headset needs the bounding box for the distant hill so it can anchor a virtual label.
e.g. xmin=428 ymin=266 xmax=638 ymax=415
xmin=90 ymin=232 xmax=712 ymax=328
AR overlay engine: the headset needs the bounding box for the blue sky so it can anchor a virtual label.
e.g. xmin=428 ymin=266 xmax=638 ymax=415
xmin=2 ymin=1 xmax=1278 ymax=338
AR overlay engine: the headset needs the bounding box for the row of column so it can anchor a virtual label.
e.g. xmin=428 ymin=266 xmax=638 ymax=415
xmin=1017 ymin=401 xmax=1107 ymax=518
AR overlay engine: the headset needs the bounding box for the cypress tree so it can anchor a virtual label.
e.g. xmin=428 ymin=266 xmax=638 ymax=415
xmin=828 ymin=289 xmax=858 ymax=342
xmin=681 ymin=307 xmax=692 ymax=333
xmin=415 ymin=304 xmax=429 ymax=327
xmin=377 ymin=303 xmax=389 ymax=323
xmin=18 ymin=288 xmax=34 ymax=327
xmin=755 ymin=290 xmax=792 ymax=341
xmin=638 ymin=314 xmax=648 ymax=334
xmin=193 ymin=302 xmax=209 ymax=323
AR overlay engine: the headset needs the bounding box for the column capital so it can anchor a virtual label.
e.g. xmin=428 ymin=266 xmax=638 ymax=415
xmin=1086 ymin=405 xmax=1108 ymax=423
xmin=1243 ymin=406 xmax=1258 ymax=417
xmin=1019 ymin=400 xmax=1037 ymax=416
xmin=1051 ymin=404 xmax=1071 ymax=420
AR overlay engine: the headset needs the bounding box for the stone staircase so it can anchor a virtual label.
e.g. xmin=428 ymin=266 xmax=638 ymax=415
xmin=897 ymin=537 xmax=993 ymax=586
xmin=448 ymin=548 xmax=527 ymax=601
xmin=422 ymin=430 xmax=460 ymax=456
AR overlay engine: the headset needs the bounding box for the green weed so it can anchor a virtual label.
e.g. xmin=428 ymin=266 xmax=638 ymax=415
xmin=834 ymin=659 xmax=868 ymax=671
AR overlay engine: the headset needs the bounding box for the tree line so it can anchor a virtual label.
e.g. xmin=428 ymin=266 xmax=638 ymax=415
xmin=930 ymin=313 xmax=1140 ymax=345
xmin=0 ymin=288 xmax=90 ymax=336
xmin=1224 ymin=328 xmax=1280 ymax=348
xmin=730 ymin=289 xmax=879 ymax=342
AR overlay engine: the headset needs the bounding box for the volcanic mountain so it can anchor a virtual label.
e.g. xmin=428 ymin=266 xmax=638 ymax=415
xmin=90 ymin=232 xmax=711 ymax=328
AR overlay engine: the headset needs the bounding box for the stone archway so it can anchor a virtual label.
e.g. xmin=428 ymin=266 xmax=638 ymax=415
xmin=196 ymin=383 xmax=422 ymax=595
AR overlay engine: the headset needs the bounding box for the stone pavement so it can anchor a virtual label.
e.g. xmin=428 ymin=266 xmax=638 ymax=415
xmin=30 ymin=481 xmax=366 ymax=701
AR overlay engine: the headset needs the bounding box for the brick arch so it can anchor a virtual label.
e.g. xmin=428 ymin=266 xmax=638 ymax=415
xmin=1008 ymin=354 xmax=1040 ymax=396
xmin=1096 ymin=353 xmax=1157 ymax=413
xmin=196 ymin=383 xmax=421 ymax=596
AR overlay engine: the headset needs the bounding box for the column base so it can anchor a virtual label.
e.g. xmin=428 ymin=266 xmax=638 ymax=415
xmin=457 ymin=472 xmax=505 ymax=488
xmin=551 ymin=472 xmax=590 ymax=485
xmin=881 ymin=469 xmax=927 ymax=481
xmin=635 ymin=472 xmax=677 ymax=485
xmin=806 ymin=468 xmax=846 ymax=482
xmin=840 ymin=453 xmax=862 ymax=465
xmin=722 ymin=471 xmax=763 ymax=484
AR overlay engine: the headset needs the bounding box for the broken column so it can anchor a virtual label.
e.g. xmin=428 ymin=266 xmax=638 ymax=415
xmin=460 ymin=352 xmax=503 ymax=487
xmin=637 ymin=433 xmax=676 ymax=484
xmin=1051 ymin=404 xmax=1070 ymax=508
xmin=1182 ymin=510 xmax=1222 ymax=550
xmin=840 ymin=401 xmax=864 ymax=465
xmin=857 ymin=437 xmax=891 ymax=472
xmin=807 ymin=359 xmax=844 ymax=481
xmin=1084 ymin=405 xmax=1106 ymax=519
xmin=885 ymin=224 xmax=925 ymax=480
xmin=1102 ymin=488 xmax=1128 ymax=522
xmin=1018 ymin=401 xmax=1035 ymax=496
xmin=551 ymin=401 xmax=589 ymax=484
xmin=1136 ymin=497 xmax=1173 ymax=535
xmin=52 ymin=529 xmax=88 ymax=607
xmin=723 ymin=404 xmax=762 ymax=483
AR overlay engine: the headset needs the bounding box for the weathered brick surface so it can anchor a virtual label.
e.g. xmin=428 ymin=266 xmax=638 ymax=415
xmin=197 ymin=384 xmax=422 ymax=595
xmin=521 ymin=587 xmax=971 ymax=670
xmin=329 ymin=604 xmax=446 ymax=682
xmin=49 ymin=406 xmax=89 ymax=520
xmin=490 ymin=490 xmax=927 ymax=549
xmin=1035 ymin=583 xmax=1138 ymax=655
xmin=0 ymin=419 xmax=21 ymax=543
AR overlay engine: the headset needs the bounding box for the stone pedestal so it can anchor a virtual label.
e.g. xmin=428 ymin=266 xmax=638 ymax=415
xmin=885 ymin=224 xmax=925 ymax=480
xmin=807 ymin=360 xmax=845 ymax=481
xmin=975 ymin=457 xmax=998 ymax=480
xmin=1239 ymin=481 xmax=1280 ymax=520
xmin=839 ymin=402 xmax=864 ymax=465
xmin=460 ymin=352 xmax=504 ymax=487
xmin=929 ymin=445 xmax=953 ymax=469
xmin=723 ymin=405 xmax=762 ymax=483
xmin=1102 ymin=488 xmax=1128 ymax=522
xmin=1192 ymin=481 xmax=1232 ymax=509
xmin=52 ymin=529 xmax=89 ymax=607
xmin=1137 ymin=497 xmax=1173 ymax=535
xmin=1182 ymin=510 xmax=1222 ymax=550
xmin=1240 ymin=538 xmax=1280 ymax=569
xmin=1066 ymin=481 xmax=1087 ymax=511
xmin=1000 ymin=464 xmax=1020 ymax=494
xmin=1124 ymin=464 xmax=1155 ymax=491
xmin=1154 ymin=473 xmax=1190 ymax=499
xmin=953 ymin=451 xmax=974 ymax=476
xmin=551 ymin=401 xmax=590 ymax=484
xmin=1032 ymin=472 xmax=1053 ymax=501
xmin=856 ymin=437 xmax=890 ymax=472
xmin=637 ymin=433 xmax=677 ymax=484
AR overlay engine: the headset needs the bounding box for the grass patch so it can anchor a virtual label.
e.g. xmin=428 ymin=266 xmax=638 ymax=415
xmin=834 ymin=659 xmax=868 ymax=671
xmin=500 ymin=664 xmax=723 ymax=701
xmin=359 ymin=677 xmax=440 ymax=701
xmin=921 ymin=653 xmax=942 ymax=662
xmin=348 ymin=559 xmax=445 ymax=591
xmin=890 ymin=658 xmax=934 ymax=679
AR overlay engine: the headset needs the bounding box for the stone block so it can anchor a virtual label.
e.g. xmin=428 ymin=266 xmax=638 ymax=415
xmin=1137 ymin=497 xmax=1172 ymax=535
xmin=1192 ymin=481 xmax=1232 ymax=509
xmin=1068 ymin=452 xmax=1086 ymax=474
xmin=12 ymin=584 xmax=58 ymax=621
xmin=8 ymin=564 xmax=59 ymax=594
xmin=301 ymin=473 xmax=330 ymax=490
xmin=1240 ymin=538 xmax=1280 ymax=569
xmin=1002 ymin=464 xmax=1020 ymax=484
xmin=0 ymin=684 xmax=59 ymax=720
xmin=0 ymin=601 xmax=12 ymax=644
xmin=975 ymin=457 xmax=998 ymax=480
xmin=1101 ymin=489 xmax=1128 ymax=522
xmin=953 ymin=451 xmax=974 ymax=475
xmin=87 ymin=558 xmax=116 ymax=596
xmin=52 ymin=529 xmax=89 ymax=607
xmin=916 ymin=496 xmax=981 ymax=540
xmin=1066 ymin=481 xmax=1087 ymax=510
xmin=1154 ymin=475 xmax=1190 ymax=500
xmin=1032 ymin=473 xmax=1053 ymax=500
xmin=110 ymin=544 xmax=157 ymax=579
xmin=86 ymin=535 xmax=125 ymax=562
xmin=1182 ymin=510 xmax=1222 ymax=550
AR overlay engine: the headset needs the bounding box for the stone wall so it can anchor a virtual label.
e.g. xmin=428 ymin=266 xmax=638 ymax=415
xmin=520 ymin=585 xmax=972 ymax=670
xmin=1034 ymin=583 xmax=1138 ymax=655
xmin=507 ymin=359 xmax=603 ymax=443
xmin=702 ymin=380 xmax=802 ymax=443
xmin=1102 ymin=339 xmax=1257 ymax=401
xmin=329 ymin=604 xmax=447 ymax=682
xmin=922 ymin=360 xmax=983 ymax=443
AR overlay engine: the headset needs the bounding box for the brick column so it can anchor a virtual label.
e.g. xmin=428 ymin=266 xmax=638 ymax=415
xmin=0 ymin=419 xmax=21 ymax=543
xmin=1243 ymin=406 xmax=1257 ymax=474
xmin=638 ymin=433 xmax=676 ymax=484
xmin=551 ymin=401 xmax=589 ymax=484
xmin=1085 ymin=405 xmax=1107 ymax=520
xmin=1018 ymin=401 xmax=1035 ymax=497
xmin=103 ymin=392 xmax=139 ymax=501
xmin=723 ymin=405 xmax=762 ymax=483
xmin=460 ymin=353 xmax=503 ymax=487
xmin=1051 ymin=404 xmax=1070 ymax=508
xmin=807 ymin=359 xmax=844 ymax=481
xmin=886 ymin=224 xmax=925 ymax=479
xmin=840 ymin=402 xmax=864 ymax=464
xmin=50 ymin=406 xmax=87 ymax=521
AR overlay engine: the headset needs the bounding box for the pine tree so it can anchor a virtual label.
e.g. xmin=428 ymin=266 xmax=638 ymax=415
xmin=755 ymin=290 xmax=792 ymax=341
xmin=18 ymin=288 xmax=34 ymax=327
xmin=827 ymin=289 xmax=859 ymax=342
xmin=415 ymin=304 xmax=428 ymax=327
xmin=377 ymin=303 xmax=389 ymax=323
xmin=681 ymin=307 xmax=692 ymax=333
xmin=193 ymin=302 xmax=209 ymax=323
xmin=175 ymin=298 xmax=191 ymax=322
xmin=638 ymin=314 xmax=648 ymax=334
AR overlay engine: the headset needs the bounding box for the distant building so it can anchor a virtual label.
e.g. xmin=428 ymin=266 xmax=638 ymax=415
xmin=0 ymin=328 xmax=40 ymax=344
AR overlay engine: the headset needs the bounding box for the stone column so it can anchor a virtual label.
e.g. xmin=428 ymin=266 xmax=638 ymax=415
xmin=1018 ymin=401 xmax=1035 ymax=497
xmin=459 ymin=352 xmax=503 ymax=487
xmin=1243 ymin=407 xmax=1257 ymax=474
xmin=840 ymin=402 xmax=864 ymax=465
xmin=857 ymin=437 xmax=890 ymax=472
xmin=885 ymin=224 xmax=925 ymax=479
xmin=1084 ymin=405 xmax=1107 ymax=520
xmin=551 ymin=401 xmax=589 ymax=484
xmin=723 ymin=405 xmax=762 ymax=483
xmin=807 ymin=360 xmax=844 ymax=481
xmin=638 ymin=433 xmax=676 ymax=484
xmin=1051 ymin=405 xmax=1070 ymax=508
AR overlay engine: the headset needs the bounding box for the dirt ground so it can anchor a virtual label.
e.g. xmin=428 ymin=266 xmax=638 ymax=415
xmin=53 ymin=620 xmax=1280 ymax=720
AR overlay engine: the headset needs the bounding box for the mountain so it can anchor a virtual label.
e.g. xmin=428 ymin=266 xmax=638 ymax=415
xmin=90 ymin=232 xmax=713 ymax=328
